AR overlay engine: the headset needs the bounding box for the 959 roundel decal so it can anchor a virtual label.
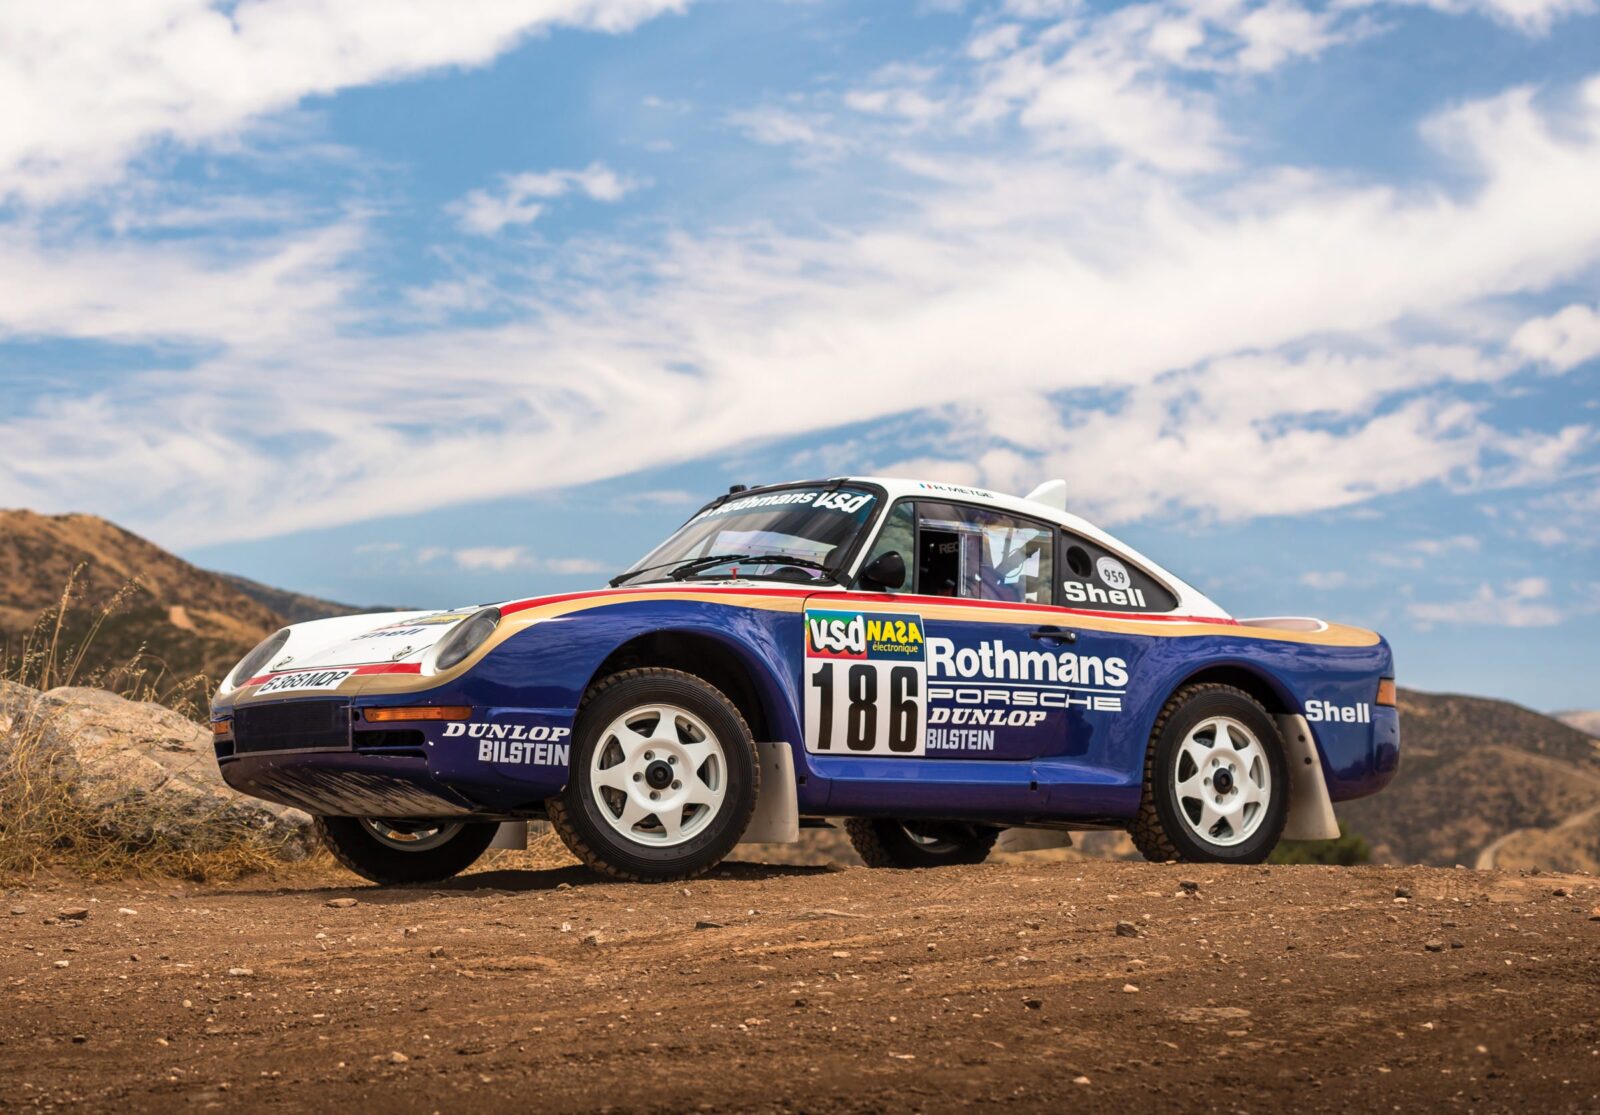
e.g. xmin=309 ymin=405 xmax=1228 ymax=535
xmin=803 ymin=608 xmax=926 ymax=756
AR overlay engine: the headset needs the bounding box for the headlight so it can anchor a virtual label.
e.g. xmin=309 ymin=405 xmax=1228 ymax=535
xmin=431 ymin=607 xmax=501 ymax=672
xmin=225 ymin=628 xmax=290 ymax=691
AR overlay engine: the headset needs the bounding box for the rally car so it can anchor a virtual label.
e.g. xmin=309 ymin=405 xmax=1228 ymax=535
xmin=210 ymin=477 xmax=1399 ymax=883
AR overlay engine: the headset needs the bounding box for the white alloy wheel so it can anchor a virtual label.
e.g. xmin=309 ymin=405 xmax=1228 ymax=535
xmin=1171 ymin=716 xmax=1272 ymax=848
xmin=358 ymin=819 xmax=464 ymax=852
xmin=589 ymin=704 xmax=728 ymax=847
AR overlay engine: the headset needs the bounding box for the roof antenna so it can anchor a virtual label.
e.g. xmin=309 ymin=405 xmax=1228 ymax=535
xmin=728 ymin=484 xmax=748 ymax=494
xmin=1024 ymin=480 xmax=1067 ymax=511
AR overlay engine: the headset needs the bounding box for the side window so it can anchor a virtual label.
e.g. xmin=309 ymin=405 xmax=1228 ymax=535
xmin=857 ymin=500 xmax=916 ymax=593
xmin=1059 ymin=531 xmax=1178 ymax=612
xmin=915 ymin=502 xmax=1054 ymax=605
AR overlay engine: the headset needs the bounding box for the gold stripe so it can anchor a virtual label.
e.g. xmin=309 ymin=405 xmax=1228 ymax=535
xmin=234 ymin=589 xmax=1378 ymax=703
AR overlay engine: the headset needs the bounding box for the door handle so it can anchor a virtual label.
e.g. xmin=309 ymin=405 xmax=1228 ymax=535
xmin=1029 ymin=626 xmax=1077 ymax=644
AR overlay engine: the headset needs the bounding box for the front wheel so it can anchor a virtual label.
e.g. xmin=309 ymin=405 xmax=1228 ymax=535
xmin=315 ymin=816 xmax=498 ymax=884
xmin=1130 ymin=683 xmax=1289 ymax=864
xmin=547 ymin=668 xmax=759 ymax=882
xmin=845 ymin=818 xmax=998 ymax=868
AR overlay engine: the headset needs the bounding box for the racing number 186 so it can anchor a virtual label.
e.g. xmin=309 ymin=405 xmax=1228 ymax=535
xmin=808 ymin=661 xmax=921 ymax=753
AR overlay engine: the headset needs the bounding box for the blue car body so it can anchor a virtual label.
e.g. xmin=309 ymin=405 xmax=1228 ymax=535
xmin=211 ymin=477 xmax=1399 ymax=841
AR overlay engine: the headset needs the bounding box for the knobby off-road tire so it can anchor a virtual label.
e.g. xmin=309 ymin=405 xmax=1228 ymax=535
xmin=315 ymin=816 xmax=498 ymax=885
xmin=1130 ymin=683 xmax=1289 ymax=864
xmin=548 ymin=668 xmax=759 ymax=883
xmin=845 ymin=818 xmax=999 ymax=868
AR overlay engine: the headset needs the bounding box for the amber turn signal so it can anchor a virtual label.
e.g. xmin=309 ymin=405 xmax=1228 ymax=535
xmin=362 ymin=706 xmax=473 ymax=723
xmin=211 ymin=719 xmax=232 ymax=736
xmin=1375 ymin=678 xmax=1397 ymax=707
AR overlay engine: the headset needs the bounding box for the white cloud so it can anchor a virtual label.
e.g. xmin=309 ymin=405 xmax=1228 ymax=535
xmin=727 ymin=107 xmax=849 ymax=159
xmin=543 ymin=556 xmax=607 ymax=575
xmin=955 ymin=0 xmax=1360 ymax=171
xmin=0 ymin=222 xmax=358 ymax=344
xmin=1351 ymin=0 xmax=1597 ymax=37
xmin=453 ymin=546 xmax=530 ymax=572
xmin=1300 ymin=570 xmax=1349 ymax=589
xmin=1407 ymin=576 xmax=1564 ymax=627
xmin=406 ymin=546 xmax=605 ymax=574
xmin=1407 ymin=534 xmax=1483 ymax=556
xmin=1512 ymin=303 xmax=1600 ymax=371
xmin=3 ymin=13 xmax=1600 ymax=546
xmin=454 ymin=163 xmax=641 ymax=235
xmin=0 ymin=0 xmax=693 ymax=202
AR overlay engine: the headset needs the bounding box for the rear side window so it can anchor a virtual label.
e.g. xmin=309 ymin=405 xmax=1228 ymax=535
xmin=1059 ymin=531 xmax=1178 ymax=612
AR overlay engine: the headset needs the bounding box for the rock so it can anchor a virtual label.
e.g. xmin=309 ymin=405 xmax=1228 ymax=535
xmin=116 ymin=907 xmax=136 ymax=916
xmin=1114 ymin=921 xmax=1141 ymax=938
xmin=1178 ymin=880 xmax=1200 ymax=894
xmin=580 ymin=931 xmax=602 ymax=947
xmin=57 ymin=908 xmax=90 ymax=921
xmin=71 ymin=1035 xmax=87 ymax=1044
xmin=1122 ymin=983 xmax=1139 ymax=993
xmin=1424 ymin=939 xmax=1445 ymax=952
xmin=53 ymin=960 xmax=69 ymax=969
xmin=1394 ymin=887 xmax=1413 ymax=899
xmin=324 ymin=898 xmax=358 ymax=909
xmin=227 ymin=967 xmax=254 ymax=977
xmin=1073 ymin=1076 xmax=1091 ymax=1085
xmin=9 ymin=907 xmax=25 ymax=916
xmin=694 ymin=920 xmax=724 ymax=930
xmin=1552 ymin=887 xmax=1569 ymax=897
xmin=1023 ymin=997 xmax=1043 ymax=1010
xmin=1589 ymin=907 xmax=1600 ymax=922
xmin=0 ymin=682 xmax=314 ymax=860
xmin=388 ymin=1051 xmax=409 ymax=1064
xmin=429 ymin=946 xmax=445 ymax=958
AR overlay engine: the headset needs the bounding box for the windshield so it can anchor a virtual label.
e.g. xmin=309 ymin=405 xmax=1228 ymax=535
xmin=614 ymin=486 xmax=879 ymax=585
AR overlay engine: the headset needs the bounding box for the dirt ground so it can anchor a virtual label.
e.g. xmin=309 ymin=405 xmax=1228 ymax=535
xmin=3 ymin=857 xmax=1598 ymax=1113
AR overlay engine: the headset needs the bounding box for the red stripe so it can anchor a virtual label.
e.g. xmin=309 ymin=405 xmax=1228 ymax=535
xmin=247 ymin=662 xmax=423 ymax=686
xmin=500 ymin=585 xmax=1236 ymax=626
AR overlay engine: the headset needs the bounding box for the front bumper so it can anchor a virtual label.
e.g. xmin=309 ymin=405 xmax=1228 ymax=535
xmin=213 ymin=698 xmax=576 ymax=818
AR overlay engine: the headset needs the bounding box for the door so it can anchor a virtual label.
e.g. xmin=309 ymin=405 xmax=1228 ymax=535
xmin=802 ymin=499 xmax=1068 ymax=814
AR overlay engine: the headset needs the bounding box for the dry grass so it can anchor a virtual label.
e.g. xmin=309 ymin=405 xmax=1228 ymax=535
xmin=0 ymin=570 xmax=302 ymax=884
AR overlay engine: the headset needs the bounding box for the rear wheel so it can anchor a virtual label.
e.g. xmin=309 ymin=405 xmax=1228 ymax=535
xmin=845 ymin=818 xmax=998 ymax=868
xmin=548 ymin=668 xmax=759 ymax=882
xmin=315 ymin=816 xmax=498 ymax=884
xmin=1130 ymin=683 xmax=1288 ymax=864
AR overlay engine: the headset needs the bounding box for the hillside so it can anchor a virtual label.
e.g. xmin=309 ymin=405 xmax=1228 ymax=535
xmin=0 ymin=510 xmax=355 ymax=694
xmin=1336 ymin=688 xmax=1600 ymax=872
xmin=216 ymin=572 xmax=378 ymax=624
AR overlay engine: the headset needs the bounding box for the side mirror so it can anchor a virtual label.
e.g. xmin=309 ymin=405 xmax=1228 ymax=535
xmin=858 ymin=551 xmax=906 ymax=591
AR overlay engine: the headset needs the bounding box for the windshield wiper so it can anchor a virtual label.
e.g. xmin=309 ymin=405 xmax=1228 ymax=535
xmin=611 ymin=553 xmax=838 ymax=587
xmin=667 ymin=553 xmax=835 ymax=581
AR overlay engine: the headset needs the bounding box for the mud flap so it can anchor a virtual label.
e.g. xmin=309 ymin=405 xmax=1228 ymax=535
xmin=996 ymin=828 xmax=1074 ymax=853
xmin=1276 ymin=713 xmax=1339 ymax=840
xmin=739 ymin=742 xmax=799 ymax=844
xmin=491 ymin=822 xmax=528 ymax=850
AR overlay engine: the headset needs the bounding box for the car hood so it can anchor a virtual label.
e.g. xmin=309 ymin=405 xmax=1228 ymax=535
xmin=249 ymin=607 xmax=485 ymax=676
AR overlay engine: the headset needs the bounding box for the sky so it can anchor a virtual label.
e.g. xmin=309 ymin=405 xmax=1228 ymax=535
xmin=0 ymin=0 xmax=1597 ymax=712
